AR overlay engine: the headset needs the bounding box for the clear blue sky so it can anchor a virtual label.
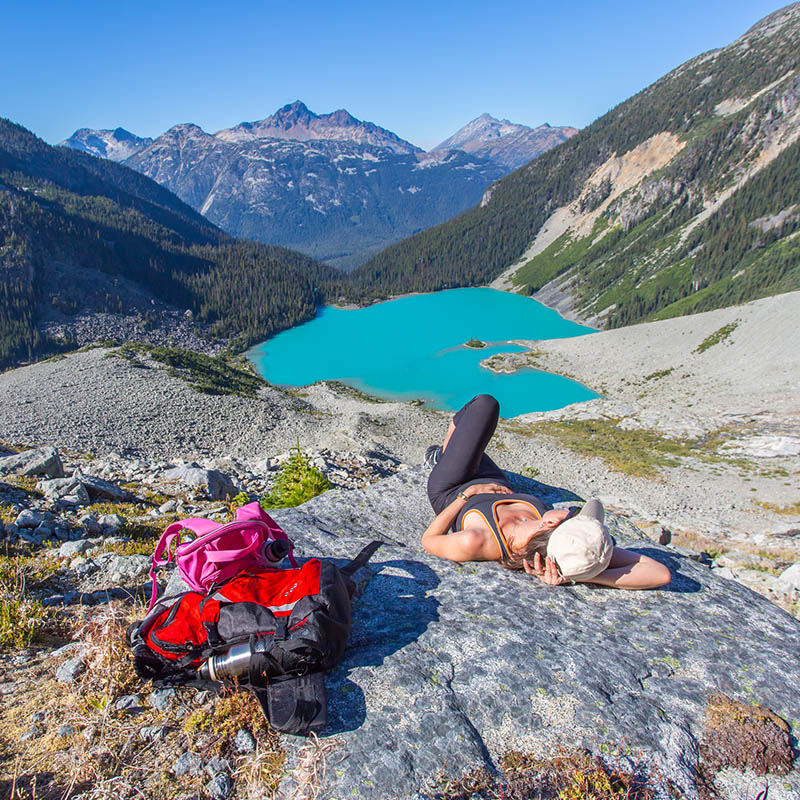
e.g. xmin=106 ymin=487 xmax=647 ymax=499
xmin=1 ymin=0 xmax=788 ymax=150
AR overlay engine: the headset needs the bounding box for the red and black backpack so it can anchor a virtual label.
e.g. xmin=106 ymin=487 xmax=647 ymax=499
xmin=127 ymin=541 xmax=381 ymax=735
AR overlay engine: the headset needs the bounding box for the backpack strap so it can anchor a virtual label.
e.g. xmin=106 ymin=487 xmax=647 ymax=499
xmin=146 ymin=517 xmax=222 ymax=613
xmin=250 ymin=672 xmax=328 ymax=735
xmin=341 ymin=540 xmax=384 ymax=577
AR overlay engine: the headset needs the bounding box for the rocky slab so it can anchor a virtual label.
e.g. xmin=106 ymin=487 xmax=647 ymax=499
xmin=163 ymin=467 xmax=800 ymax=799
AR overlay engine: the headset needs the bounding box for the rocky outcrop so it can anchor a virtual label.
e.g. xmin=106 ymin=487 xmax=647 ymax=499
xmin=160 ymin=467 xmax=798 ymax=799
xmin=0 ymin=447 xmax=64 ymax=479
xmin=3 ymin=432 xmax=799 ymax=798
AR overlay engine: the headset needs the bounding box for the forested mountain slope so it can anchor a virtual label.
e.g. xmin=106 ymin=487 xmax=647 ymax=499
xmin=346 ymin=4 xmax=800 ymax=326
xmin=0 ymin=118 xmax=336 ymax=368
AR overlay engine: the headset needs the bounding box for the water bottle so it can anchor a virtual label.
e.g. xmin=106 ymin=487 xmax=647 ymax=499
xmin=264 ymin=538 xmax=290 ymax=564
xmin=197 ymin=636 xmax=271 ymax=682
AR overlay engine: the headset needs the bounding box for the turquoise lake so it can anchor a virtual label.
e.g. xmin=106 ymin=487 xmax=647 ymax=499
xmin=247 ymin=288 xmax=599 ymax=417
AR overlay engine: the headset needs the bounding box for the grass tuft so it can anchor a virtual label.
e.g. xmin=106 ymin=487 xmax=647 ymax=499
xmin=694 ymin=322 xmax=738 ymax=354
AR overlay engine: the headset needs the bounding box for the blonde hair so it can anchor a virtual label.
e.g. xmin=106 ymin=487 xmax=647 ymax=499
xmin=499 ymin=529 xmax=553 ymax=571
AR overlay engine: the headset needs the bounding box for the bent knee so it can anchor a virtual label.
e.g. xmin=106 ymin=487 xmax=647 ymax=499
xmin=471 ymin=394 xmax=500 ymax=416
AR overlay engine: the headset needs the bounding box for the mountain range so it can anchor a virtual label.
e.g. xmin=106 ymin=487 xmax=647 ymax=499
xmin=346 ymin=3 xmax=800 ymax=327
xmin=60 ymin=104 xmax=577 ymax=269
xmin=0 ymin=116 xmax=336 ymax=368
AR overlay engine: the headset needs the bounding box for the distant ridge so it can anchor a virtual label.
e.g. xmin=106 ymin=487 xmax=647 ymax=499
xmin=433 ymin=113 xmax=578 ymax=170
xmin=59 ymin=127 xmax=153 ymax=161
xmin=0 ymin=116 xmax=337 ymax=368
xmin=347 ymin=3 xmax=800 ymax=327
xmin=214 ymin=100 xmax=421 ymax=155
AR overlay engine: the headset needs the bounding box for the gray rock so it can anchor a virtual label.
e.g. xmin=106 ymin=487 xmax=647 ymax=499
xmin=58 ymin=724 xmax=75 ymax=737
xmin=56 ymin=657 xmax=86 ymax=683
xmin=78 ymin=513 xmax=102 ymax=535
xmin=115 ymin=694 xmax=143 ymax=712
xmin=15 ymin=509 xmax=47 ymax=529
xmin=19 ymin=529 xmax=46 ymax=546
xmin=253 ymin=468 xmax=800 ymax=800
xmin=54 ymin=524 xmax=76 ymax=539
xmin=30 ymin=710 xmax=47 ymax=723
xmin=98 ymin=513 xmax=126 ymax=532
xmin=205 ymin=756 xmax=231 ymax=777
xmin=0 ymin=446 xmax=64 ymax=478
xmin=59 ymin=484 xmax=92 ymax=507
xmin=60 ymin=539 xmax=92 ymax=558
xmin=233 ymin=728 xmax=256 ymax=753
xmin=51 ymin=641 xmax=84 ymax=659
xmin=148 ymin=687 xmax=178 ymax=711
xmin=139 ymin=725 xmax=169 ymax=742
xmin=776 ymin=563 xmax=800 ymax=594
xmin=107 ymin=554 xmax=150 ymax=583
xmin=33 ymin=521 xmax=55 ymax=538
xmin=172 ymin=751 xmax=203 ymax=777
xmin=39 ymin=475 xmax=80 ymax=498
xmin=71 ymin=557 xmax=97 ymax=579
xmin=711 ymin=565 xmax=737 ymax=580
xmin=641 ymin=522 xmax=672 ymax=545
xmin=19 ymin=725 xmax=43 ymax=742
xmin=162 ymin=465 xmax=236 ymax=500
xmin=205 ymin=774 xmax=233 ymax=800
xmin=159 ymin=499 xmax=178 ymax=513
xmin=79 ymin=473 xmax=133 ymax=502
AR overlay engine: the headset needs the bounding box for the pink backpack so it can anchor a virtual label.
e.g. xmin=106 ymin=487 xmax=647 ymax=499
xmin=146 ymin=501 xmax=298 ymax=612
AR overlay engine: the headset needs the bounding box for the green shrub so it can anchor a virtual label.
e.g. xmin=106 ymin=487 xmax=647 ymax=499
xmin=260 ymin=444 xmax=332 ymax=509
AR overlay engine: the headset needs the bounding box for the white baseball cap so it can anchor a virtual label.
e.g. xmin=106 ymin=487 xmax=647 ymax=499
xmin=546 ymin=500 xmax=613 ymax=581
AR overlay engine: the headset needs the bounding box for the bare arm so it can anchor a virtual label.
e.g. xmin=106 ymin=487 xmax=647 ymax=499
xmin=587 ymin=547 xmax=671 ymax=590
xmin=525 ymin=547 xmax=670 ymax=590
xmin=421 ymin=483 xmax=511 ymax=562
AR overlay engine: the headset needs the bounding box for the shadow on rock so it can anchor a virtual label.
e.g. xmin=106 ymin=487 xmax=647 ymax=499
xmin=503 ymin=470 xmax=584 ymax=505
xmin=633 ymin=546 xmax=702 ymax=593
xmin=325 ymin=558 xmax=440 ymax=734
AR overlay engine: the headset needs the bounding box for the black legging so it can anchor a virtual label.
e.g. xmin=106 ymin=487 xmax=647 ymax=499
xmin=426 ymin=394 xmax=511 ymax=516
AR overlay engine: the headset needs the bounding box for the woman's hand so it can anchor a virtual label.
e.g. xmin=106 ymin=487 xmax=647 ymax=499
xmin=465 ymin=483 xmax=512 ymax=497
xmin=523 ymin=553 xmax=567 ymax=586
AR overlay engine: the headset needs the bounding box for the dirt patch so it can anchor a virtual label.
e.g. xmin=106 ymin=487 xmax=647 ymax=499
xmin=697 ymin=692 xmax=795 ymax=799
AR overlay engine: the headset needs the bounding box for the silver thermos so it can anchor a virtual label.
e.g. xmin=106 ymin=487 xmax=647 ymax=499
xmin=198 ymin=636 xmax=271 ymax=682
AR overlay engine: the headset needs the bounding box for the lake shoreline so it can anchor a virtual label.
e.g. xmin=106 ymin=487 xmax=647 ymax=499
xmin=249 ymin=288 xmax=597 ymax=417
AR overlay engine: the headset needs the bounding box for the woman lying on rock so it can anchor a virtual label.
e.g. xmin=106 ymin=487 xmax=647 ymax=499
xmin=422 ymin=394 xmax=670 ymax=590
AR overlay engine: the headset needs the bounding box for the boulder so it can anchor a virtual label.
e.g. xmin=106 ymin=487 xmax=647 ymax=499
xmin=15 ymin=510 xmax=47 ymax=529
xmin=161 ymin=465 xmax=236 ymax=500
xmin=77 ymin=473 xmax=133 ymax=502
xmin=776 ymin=563 xmax=800 ymax=594
xmin=206 ymin=467 xmax=800 ymax=800
xmin=718 ymin=435 xmax=800 ymax=458
xmin=0 ymin=447 xmax=64 ymax=478
xmin=59 ymin=539 xmax=92 ymax=559
xmin=98 ymin=513 xmax=126 ymax=533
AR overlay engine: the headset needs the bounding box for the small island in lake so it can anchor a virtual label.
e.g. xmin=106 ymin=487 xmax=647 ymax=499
xmin=464 ymin=338 xmax=486 ymax=348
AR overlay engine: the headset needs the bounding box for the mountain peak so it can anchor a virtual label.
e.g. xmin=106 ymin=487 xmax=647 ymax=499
xmin=432 ymin=114 xmax=578 ymax=170
xmin=59 ymin=127 xmax=153 ymax=162
xmin=214 ymin=102 xmax=421 ymax=154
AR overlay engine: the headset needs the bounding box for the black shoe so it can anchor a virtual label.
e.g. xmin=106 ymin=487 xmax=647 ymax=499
xmin=424 ymin=445 xmax=442 ymax=469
